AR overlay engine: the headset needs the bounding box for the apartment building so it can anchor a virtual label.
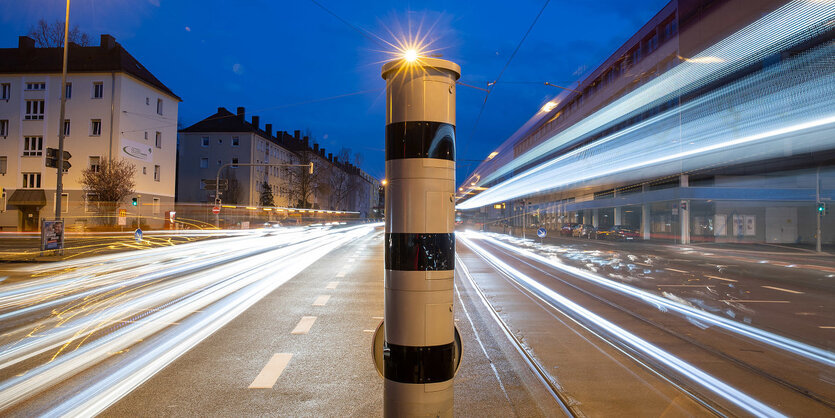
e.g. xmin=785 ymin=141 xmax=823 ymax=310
xmin=0 ymin=34 xmax=180 ymax=230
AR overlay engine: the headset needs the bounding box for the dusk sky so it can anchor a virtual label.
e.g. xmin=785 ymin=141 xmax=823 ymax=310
xmin=1 ymin=0 xmax=670 ymax=183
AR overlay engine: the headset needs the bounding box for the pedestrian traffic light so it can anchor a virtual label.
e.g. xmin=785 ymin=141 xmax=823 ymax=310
xmin=132 ymin=197 xmax=138 ymax=206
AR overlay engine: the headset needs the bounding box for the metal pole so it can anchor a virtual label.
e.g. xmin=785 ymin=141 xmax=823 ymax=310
xmin=816 ymin=166 xmax=821 ymax=253
xmin=381 ymin=56 xmax=460 ymax=416
xmin=55 ymin=0 xmax=70 ymax=220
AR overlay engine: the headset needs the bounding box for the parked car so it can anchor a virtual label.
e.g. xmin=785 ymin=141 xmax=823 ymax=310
xmin=560 ymin=223 xmax=579 ymax=236
xmin=600 ymin=225 xmax=640 ymax=241
xmin=573 ymin=224 xmax=596 ymax=238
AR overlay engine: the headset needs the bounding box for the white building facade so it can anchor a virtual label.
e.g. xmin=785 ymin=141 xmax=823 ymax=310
xmin=0 ymin=35 xmax=180 ymax=230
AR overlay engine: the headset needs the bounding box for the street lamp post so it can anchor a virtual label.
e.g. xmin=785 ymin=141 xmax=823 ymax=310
xmin=55 ymin=0 xmax=70 ymax=220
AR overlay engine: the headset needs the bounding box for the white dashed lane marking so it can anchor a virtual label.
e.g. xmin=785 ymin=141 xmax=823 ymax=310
xmin=326 ymin=281 xmax=339 ymax=289
xmin=665 ymin=268 xmax=689 ymax=273
xmin=719 ymin=300 xmax=789 ymax=303
xmin=291 ymin=316 xmax=317 ymax=334
xmin=707 ymin=275 xmax=737 ymax=282
xmin=313 ymin=295 xmax=331 ymax=306
xmin=249 ymin=353 xmax=293 ymax=389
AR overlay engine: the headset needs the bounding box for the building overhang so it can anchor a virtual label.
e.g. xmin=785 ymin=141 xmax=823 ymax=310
xmin=7 ymin=189 xmax=47 ymax=208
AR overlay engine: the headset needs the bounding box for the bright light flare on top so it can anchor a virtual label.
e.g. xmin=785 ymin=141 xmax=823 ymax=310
xmin=404 ymin=49 xmax=418 ymax=62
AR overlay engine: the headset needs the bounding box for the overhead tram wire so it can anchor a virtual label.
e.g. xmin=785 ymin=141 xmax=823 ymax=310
xmin=461 ymin=0 xmax=551 ymax=172
xmin=309 ymin=0 xmax=398 ymax=51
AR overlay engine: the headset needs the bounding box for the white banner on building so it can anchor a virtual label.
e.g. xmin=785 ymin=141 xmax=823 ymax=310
xmin=121 ymin=139 xmax=153 ymax=162
xmin=714 ymin=214 xmax=727 ymax=236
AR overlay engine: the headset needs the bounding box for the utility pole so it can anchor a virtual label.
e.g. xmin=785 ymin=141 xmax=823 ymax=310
xmin=816 ymin=166 xmax=822 ymax=253
xmin=380 ymin=54 xmax=461 ymax=416
xmin=55 ymin=0 xmax=70 ymax=219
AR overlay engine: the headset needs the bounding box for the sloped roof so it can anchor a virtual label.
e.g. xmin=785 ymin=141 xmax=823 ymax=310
xmin=0 ymin=37 xmax=180 ymax=100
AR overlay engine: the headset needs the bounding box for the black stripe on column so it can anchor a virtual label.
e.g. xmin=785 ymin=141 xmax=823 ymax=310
xmin=384 ymin=342 xmax=455 ymax=384
xmin=386 ymin=121 xmax=455 ymax=161
xmin=385 ymin=233 xmax=454 ymax=271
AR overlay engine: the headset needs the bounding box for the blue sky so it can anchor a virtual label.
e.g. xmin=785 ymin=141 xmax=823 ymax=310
xmin=1 ymin=0 xmax=670 ymax=182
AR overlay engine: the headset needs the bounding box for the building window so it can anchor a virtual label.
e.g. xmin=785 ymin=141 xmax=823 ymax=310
xmin=0 ymin=120 xmax=8 ymax=137
xmin=200 ymin=158 xmax=208 ymax=169
xmin=0 ymin=156 xmax=6 ymax=175
xmin=144 ymin=131 xmax=148 ymax=140
xmin=89 ymin=156 xmax=101 ymax=172
xmin=232 ymin=136 xmax=239 ymax=146
xmin=1 ymin=83 xmax=9 ymax=100
xmin=231 ymin=158 xmax=238 ymax=168
xmin=154 ymin=165 xmax=160 ymax=181
xmin=153 ymin=197 xmax=161 ymax=214
xmin=217 ymin=159 xmax=221 ymax=166
xmin=23 ymin=136 xmax=43 ymax=156
xmin=155 ymin=131 xmax=162 ymax=149
xmin=25 ymin=82 xmax=46 ymax=90
xmin=218 ymin=138 xmax=222 ymax=144
xmin=22 ymin=172 xmax=41 ymax=188
xmin=65 ymin=82 xmax=72 ymax=99
xmin=25 ymin=100 xmax=45 ymax=120
xmin=93 ymin=82 xmax=103 ymax=99
xmin=142 ymin=166 xmax=147 ymax=175
xmin=90 ymin=119 xmax=102 ymax=136
xmin=156 ymin=98 xmax=163 ymax=115
xmin=63 ymin=119 xmax=71 ymax=136
xmin=146 ymin=97 xmax=150 ymax=105
xmin=201 ymin=136 xmax=209 ymax=147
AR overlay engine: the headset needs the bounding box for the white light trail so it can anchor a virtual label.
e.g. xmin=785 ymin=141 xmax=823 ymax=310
xmin=459 ymin=1 xmax=835 ymax=209
xmin=464 ymin=231 xmax=835 ymax=367
xmin=0 ymin=225 xmax=377 ymax=414
xmin=459 ymin=233 xmax=784 ymax=417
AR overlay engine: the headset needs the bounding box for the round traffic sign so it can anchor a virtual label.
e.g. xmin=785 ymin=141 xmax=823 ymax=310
xmin=537 ymin=227 xmax=547 ymax=238
xmin=212 ymin=206 xmax=221 ymax=214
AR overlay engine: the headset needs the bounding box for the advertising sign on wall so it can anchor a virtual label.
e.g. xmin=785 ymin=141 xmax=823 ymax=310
xmin=121 ymin=139 xmax=153 ymax=162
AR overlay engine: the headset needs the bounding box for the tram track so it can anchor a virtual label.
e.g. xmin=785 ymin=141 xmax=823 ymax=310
xmin=458 ymin=232 xmax=834 ymax=417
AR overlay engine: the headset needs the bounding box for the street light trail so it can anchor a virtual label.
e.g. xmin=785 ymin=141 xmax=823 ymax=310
xmin=461 ymin=231 xmax=835 ymax=367
xmin=0 ymin=225 xmax=377 ymax=414
xmin=459 ymin=233 xmax=784 ymax=417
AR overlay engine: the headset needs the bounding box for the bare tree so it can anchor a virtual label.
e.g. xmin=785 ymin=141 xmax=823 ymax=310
xmin=28 ymin=19 xmax=91 ymax=47
xmin=285 ymin=151 xmax=324 ymax=209
xmin=81 ymin=159 xmax=135 ymax=223
xmin=328 ymin=147 xmax=357 ymax=211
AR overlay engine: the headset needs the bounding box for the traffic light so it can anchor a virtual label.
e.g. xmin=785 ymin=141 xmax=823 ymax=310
xmin=132 ymin=197 xmax=138 ymax=206
xmin=45 ymin=148 xmax=72 ymax=170
xmin=819 ymin=202 xmax=827 ymax=216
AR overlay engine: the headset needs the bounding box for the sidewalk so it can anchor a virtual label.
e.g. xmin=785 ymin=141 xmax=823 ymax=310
xmin=103 ymin=229 xmax=561 ymax=416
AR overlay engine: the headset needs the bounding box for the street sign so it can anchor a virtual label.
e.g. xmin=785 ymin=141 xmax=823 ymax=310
xmin=134 ymin=228 xmax=143 ymax=242
xmin=212 ymin=206 xmax=221 ymax=215
xmin=118 ymin=208 xmax=127 ymax=226
xmin=41 ymin=219 xmax=65 ymax=251
xmin=537 ymin=227 xmax=547 ymax=238
xmin=202 ymin=179 xmax=228 ymax=191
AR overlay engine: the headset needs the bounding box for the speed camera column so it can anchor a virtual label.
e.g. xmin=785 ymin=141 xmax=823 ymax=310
xmin=381 ymin=56 xmax=460 ymax=417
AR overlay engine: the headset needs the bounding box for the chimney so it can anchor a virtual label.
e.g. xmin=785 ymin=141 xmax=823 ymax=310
xmin=294 ymin=130 xmax=301 ymax=140
xmin=265 ymin=123 xmax=272 ymax=136
xmin=251 ymin=116 xmax=259 ymax=128
xmin=237 ymin=107 xmax=245 ymax=119
xmin=18 ymin=36 xmax=35 ymax=49
xmin=217 ymin=107 xmax=226 ymax=113
xmin=320 ymin=149 xmax=325 ymax=157
xmin=303 ymin=136 xmax=309 ymax=148
xmin=100 ymin=34 xmax=116 ymax=50
xmin=328 ymin=153 xmax=333 ymax=162
xmin=313 ymin=143 xmax=319 ymax=152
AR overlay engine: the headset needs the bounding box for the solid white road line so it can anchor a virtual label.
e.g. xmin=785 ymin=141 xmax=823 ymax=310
xmin=249 ymin=353 xmax=293 ymax=389
xmin=326 ymin=281 xmax=339 ymax=290
xmin=313 ymin=295 xmax=331 ymax=306
xmin=720 ymin=300 xmax=790 ymax=303
xmin=707 ymin=275 xmax=737 ymax=282
xmin=761 ymin=285 xmax=804 ymax=295
xmin=657 ymin=284 xmax=713 ymax=287
xmin=291 ymin=316 xmax=317 ymax=334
